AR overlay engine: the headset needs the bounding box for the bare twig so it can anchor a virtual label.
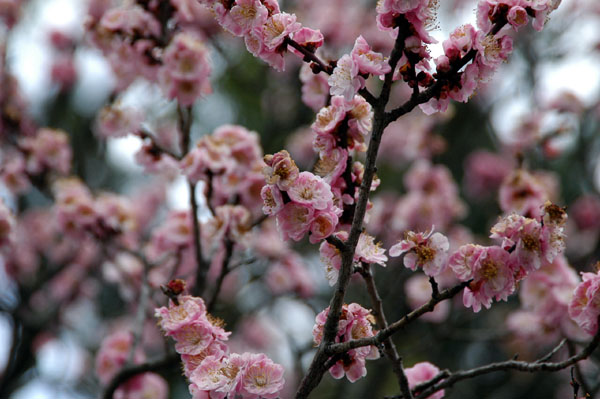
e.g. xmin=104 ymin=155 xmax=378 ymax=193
xmin=328 ymin=281 xmax=470 ymax=355
xmin=404 ymin=327 xmax=600 ymax=399
xmin=361 ymin=263 xmax=413 ymax=399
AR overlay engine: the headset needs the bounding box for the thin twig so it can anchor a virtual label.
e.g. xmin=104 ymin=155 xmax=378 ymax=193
xmin=536 ymin=338 xmax=567 ymax=363
xmin=408 ymin=327 xmax=600 ymax=399
xmin=328 ymin=281 xmax=470 ymax=355
xmin=207 ymin=238 xmax=234 ymax=313
xmin=361 ymin=263 xmax=413 ymax=399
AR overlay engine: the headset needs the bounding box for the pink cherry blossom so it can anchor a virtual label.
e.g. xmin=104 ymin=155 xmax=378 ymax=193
xmin=276 ymin=202 xmax=315 ymax=241
xmin=389 ymin=229 xmax=449 ymax=277
xmin=261 ymin=12 xmax=302 ymax=49
xmin=328 ymin=54 xmax=364 ymax=102
xmin=350 ymin=35 xmax=391 ymax=76
xmin=569 ymin=270 xmax=600 ymax=336
xmin=228 ymin=0 xmax=269 ymax=37
xmin=450 ymin=245 xmax=516 ymax=312
xmin=263 ymin=150 xmax=299 ymax=190
xmin=405 ymin=361 xmax=444 ymax=399
xmin=287 ymin=171 xmax=334 ymax=210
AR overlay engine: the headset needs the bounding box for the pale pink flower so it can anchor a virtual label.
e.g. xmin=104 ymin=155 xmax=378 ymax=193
xmin=474 ymin=31 xmax=513 ymax=69
xmin=289 ymin=27 xmax=324 ymax=58
xmin=451 ymin=245 xmax=516 ymax=312
xmin=507 ymin=6 xmax=529 ymax=29
xmin=319 ymin=235 xmax=343 ymax=286
xmin=389 ymin=229 xmax=449 ymax=277
xmin=171 ymin=320 xmax=216 ymax=355
xmin=1 ymin=154 xmax=30 ymax=194
xmin=263 ymin=150 xmax=299 ymax=191
xmin=265 ymin=254 xmax=314 ymax=298
xmin=150 ymin=210 xmax=194 ymax=252
xmin=241 ymin=353 xmax=285 ymax=398
xmin=347 ymin=95 xmax=373 ymax=140
xmin=162 ymin=32 xmax=212 ymax=81
xmin=181 ymin=342 xmax=229 ymax=377
xmin=155 ymin=295 xmax=207 ymax=333
xmin=308 ymin=209 xmax=339 ymax=243
xmin=311 ymin=95 xmax=347 ymax=136
xmin=313 ymin=303 xmax=377 ymax=382
xmin=261 ymin=184 xmax=284 ymax=215
xmin=95 ymin=331 xmax=134 ymax=385
xmin=355 ymin=232 xmax=387 ymax=266
xmin=350 ymin=35 xmax=391 ymax=76
xmin=328 ymin=54 xmax=364 ymax=102
xmin=20 ymin=128 xmax=72 ymax=175
xmin=261 ymin=12 xmax=302 ymax=49
xmin=95 ymin=105 xmax=143 ymax=139
xmin=275 ymin=202 xmax=315 ymax=241
xmin=228 ymin=0 xmax=269 ymax=36
xmin=405 ymin=362 xmax=444 ymax=399
xmin=287 ymin=171 xmax=334 ymax=210
xmin=114 ymin=373 xmax=168 ymax=399
xmin=569 ymin=271 xmax=600 ymax=336
xmin=300 ymin=63 xmax=329 ymax=111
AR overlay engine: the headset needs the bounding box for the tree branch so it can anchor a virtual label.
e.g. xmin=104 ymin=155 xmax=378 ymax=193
xmin=361 ymin=263 xmax=413 ymax=399
xmin=328 ymin=281 xmax=470 ymax=355
xmin=408 ymin=327 xmax=600 ymax=399
xmin=102 ymin=354 xmax=179 ymax=399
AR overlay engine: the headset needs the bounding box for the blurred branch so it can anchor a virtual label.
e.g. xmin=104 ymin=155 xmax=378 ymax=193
xmin=102 ymin=354 xmax=179 ymax=399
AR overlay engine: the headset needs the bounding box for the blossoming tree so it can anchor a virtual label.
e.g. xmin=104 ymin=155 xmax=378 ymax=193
xmin=1 ymin=0 xmax=600 ymax=398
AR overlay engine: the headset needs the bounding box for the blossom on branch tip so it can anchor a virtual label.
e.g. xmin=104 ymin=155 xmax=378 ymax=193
xmin=389 ymin=228 xmax=449 ymax=277
xmin=328 ymin=54 xmax=364 ymax=102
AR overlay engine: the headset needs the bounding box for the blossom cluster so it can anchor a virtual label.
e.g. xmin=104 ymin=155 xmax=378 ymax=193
xmin=449 ymin=202 xmax=567 ymax=312
xmin=390 ymin=160 xmax=466 ymax=233
xmin=328 ymin=36 xmax=391 ymax=101
xmin=195 ymin=0 xmax=324 ymax=71
xmin=508 ymin=255 xmax=585 ymax=344
xmin=313 ymin=303 xmax=379 ymax=382
xmin=87 ymin=1 xmax=212 ymax=103
xmin=181 ymin=124 xmax=266 ymax=214
xmin=372 ymin=0 xmax=562 ymax=114
xmin=155 ymin=294 xmax=285 ymax=398
xmin=1 ymin=128 xmax=72 ymax=194
xmin=261 ymin=150 xmax=341 ymax=243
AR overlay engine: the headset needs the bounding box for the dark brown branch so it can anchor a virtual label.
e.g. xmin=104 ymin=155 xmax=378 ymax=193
xmin=536 ymin=338 xmax=567 ymax=363
xmin=361 ymin=263 xmax=413 ymax=399
xmin=384 ymin=21 xmax=507 ymax=126
xmin=409 ymin=327 xmax=600 ymax=399
xmin=207 ymin=238 xmax=235 ymax=313
xmin=568 ymin=340 xmax=593 ymax=397
xmin=295 ymin=30 xmax=408 ymax=399
xmin=284 ymin=37 xmax=333 ymax=75
xmin=328 ymin=281 xmax=470 ymax=355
